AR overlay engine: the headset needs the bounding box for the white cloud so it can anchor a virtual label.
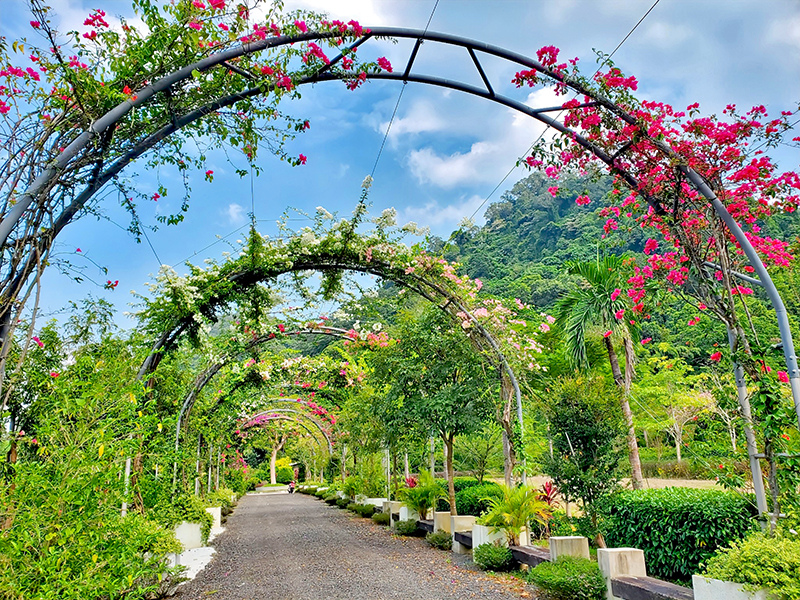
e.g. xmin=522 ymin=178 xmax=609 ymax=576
xmin=405 ymin=87 xmax=558 ymax=189
xmin=379 ymin=100 xmax=448 ymax=140
xmin=226 ymin=203 xmax=246 ymax=226
xmin=769 ymin=14 xmax=800 ymax=50
xmin=642 ymin=20 xmax=691 ymax=49
xmin=399 ymin=194 xmax=488 ymax=228
xmin=283 ymin=0 xmax=391 ymax=26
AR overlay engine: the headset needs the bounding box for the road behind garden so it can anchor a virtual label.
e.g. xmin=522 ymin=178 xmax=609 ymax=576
xmin=172 ymin=492 xmax=535 ymax=600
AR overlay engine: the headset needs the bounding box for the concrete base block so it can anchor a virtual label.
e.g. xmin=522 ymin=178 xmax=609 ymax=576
xmin=450 ymin=516 xmax=475 ymax=555
xmin=400 ymin=506 xmax=420 ymax=521
xmin=518 ymin=527 xmax=530 ymax=547
xmin=452 ymin=539 xmax=471 ymax=554
xmin=433 ymin=511 xmax=452 ymax=534
xmin=692 ymin=575 xmax=773 ymax=600
xmin=549 ymin=535 xmax=590 ymax=561
xmin=363 ymin=497 xmax=387 ymax=508
xmin=205 ymin=506 xmax=222 ymax=530
xmin=388 ymin=501 xmax=403 ymax=515
xmin=174 ymin=521 xmax=203 ymax=551
xmin=337 ymin=490 xmax=347 ymax=499
xmin=598 ymin=548 xmax=646 ymax=600
xmin=473 ymin=524 xmax=506 ymax=547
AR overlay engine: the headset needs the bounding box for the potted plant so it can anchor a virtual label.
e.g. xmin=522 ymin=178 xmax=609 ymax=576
xmin=693 ymin=532 xmax=800 ymax=600
xmin=482 ymin=484 xmax=551 ymax=546
xmin=399 ymin=473 xmax=447 ymax=521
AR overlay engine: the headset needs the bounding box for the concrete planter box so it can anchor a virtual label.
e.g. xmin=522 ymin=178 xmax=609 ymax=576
xmin=472 ymin=523 xmax=506 ymax=547
xmin=174 ymin=521 xmax=203 ymax=550
xmin=399 ymin=505 xmax=420 ymax=521
xmin=205 ymin=506 xmax=222 ymax=530
xmin=363 ymin=497 xmax=388 ymax=508
xmin=549 ymin=535 xmax=590 ymax=561
xmin=692 ymin=575 xmax=774 ymax=600
xmin=337 ymin=490 xmax=347 ymax=499
xmin=433 ymin=511 xmax=452 ymax=534
xmin=450 ymin=516 xmax=476 ymax=555
xmin=387 ymin=501 xmax=403 ymax=515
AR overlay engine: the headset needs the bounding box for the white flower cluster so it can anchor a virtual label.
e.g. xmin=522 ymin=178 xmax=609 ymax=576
xmin=401 ymin=221 xmax=430 ymax=237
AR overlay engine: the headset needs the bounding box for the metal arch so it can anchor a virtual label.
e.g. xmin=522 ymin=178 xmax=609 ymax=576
xmin=244 ymin=407 xmax=334 ymax=453
xmin=174 ymin=326 xmax=351 ymax=461
xmin=5 ymin=25 xmax=797 ymax=484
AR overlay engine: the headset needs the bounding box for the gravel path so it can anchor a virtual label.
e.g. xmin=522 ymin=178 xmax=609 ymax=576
xmin=172 ymin=492 xmax=537 ymax=600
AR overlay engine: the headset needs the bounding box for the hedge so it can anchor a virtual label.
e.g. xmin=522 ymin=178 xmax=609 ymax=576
xmin=604 ymin=487 xmax=757 ymax=582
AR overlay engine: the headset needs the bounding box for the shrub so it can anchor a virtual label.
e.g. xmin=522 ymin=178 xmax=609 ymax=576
xmin=435 ymin=477 xmax=482 ymax=511
xmin=336 ymin=497 xmax=350 ymax=509
xmin=527 ymin=557 xmax=606 ymax=600
xmin=400 ymin=472 xmax=447 ymax=520
xmin=473 ymin=543 xmax=514 ymax=571
xmin=206 ymin=487 xmax=237 ymax=515
xmin=346 ymin=502 xmax=360 ymax=513
xmin=482 ymin=485 xmax=552 ymax=546
xmin=426 ymin=529 xmax=453 ymax=550
xmin=357 ymin=504 xmax=375 ymax=518
xmin=703 ymin=532 xmax=800 ymax=598
xmin=300 ymin=486 xmax=317 ymax=495
xmin=324 ymin=494 xmax=339 ymax=505
xmin=314 ymin=488 xmax=327 ymax=498
xmin=394 ymin=519 xmax=420 ymax=536
xmin=275 ymin=457 xmax=294 ymax=484
xmin=455 ymin=483 xmax=503 ymax=516
xmin=372 ymin=512 xmax=391 ymax=526
xmin=604 ymin=487 xmax=757 ymax=582
xmin=158 ymin=494 xmax=214 ymax=545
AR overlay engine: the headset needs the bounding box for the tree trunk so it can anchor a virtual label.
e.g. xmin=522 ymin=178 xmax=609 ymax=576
xmin=675 ymin=433 xmax=682 ymax=463
xmin=270 ymin=433 xmax=288 ymax=485
xmin=429 ymin=437 xmax=436 ymax=477
xmin=404 ymin=452 xmax=409 ymax=479
xmin=605 ymin=336 xmax=644 ymax=490
xmin=444 ymin=433 xmax=457 ymax=515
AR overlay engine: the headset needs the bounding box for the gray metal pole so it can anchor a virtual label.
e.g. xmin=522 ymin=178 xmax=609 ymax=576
xmin=683 ymin=167 xmax=800 ymax=432
xmin=121 ymin=457 xmax=131 ymax=517
xmin=728 ymin=329 xmax=769 ymax=518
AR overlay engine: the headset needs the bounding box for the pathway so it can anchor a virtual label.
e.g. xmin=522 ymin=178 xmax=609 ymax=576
xmin=173 ymin=492 xmax=536 ymax=600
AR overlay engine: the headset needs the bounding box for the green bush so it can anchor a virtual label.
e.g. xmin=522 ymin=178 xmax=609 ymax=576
xmin=157 ymin=494 xmax=214 ymax=546
xmin=206 ymin=487 xmax=237 ymax=515
xmin=703 ymin=532 xmax=800 ymax=598
xmin=528 ymin=556 xmax=606 ymax=600
xmin=455 ymin=482 xmax=504 ymax=516
xmin=435 ymin=477 xmax=483 ymax=511
xmin=300 ymin=486 xmax=317 ymax=495
xmin=394 ymin=519 xmax=420 ymax=536
xmin=426 ymin=529 xmax=453 ymax=550
xmin=357 ymin=504 xmax=375 ymax=518
xmin=336 ymin=497 xmax=350 ymax=509
xmin=604 ymin=488 xmax=757 ymax=582
xmin=372 ymin=512 xmax=391 ymax=526
xmin=473 ymin=543 xmax=514 ymax=571
xmin=324 ymin=494 xmax=339 ymax=505
xmin=314 ymin=488 xmax=327 ymax=498
xmin=275 ymin=458 xmax=294 ymax=484
xmin=346 ymin=502 xmax=360 ymax=513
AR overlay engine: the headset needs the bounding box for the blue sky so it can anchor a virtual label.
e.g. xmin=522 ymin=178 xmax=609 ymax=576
xmin=3 ymin=0 xmax=800 ymax=327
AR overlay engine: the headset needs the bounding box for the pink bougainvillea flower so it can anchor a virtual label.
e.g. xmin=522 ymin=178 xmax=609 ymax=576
xmin=30 ymin=21 xmax=41 ymax=28
xmin=295 ymin=20 xmax=308 ymax=33
xmin=218 ymin=22 xmax=229 ymax=31
xmin=640 ymin=337 xmax=652 ymax=345
xmin=610 ymin=288 xmax=621 ymax=301
xmin=277 ymin=323 xmax=285 ymax=333
xmin=778 ymin=371 xmax=790 ymax=383
xmin=50 ymin=372 xmax=59 ymax=377
xmin=377 ymin=56 xmax=393 ymax=72
xmin=710 ymin=351 xmax=723 ymax=362
xmin=76 ymin=248 xmax=81 ymax=252
xmin=475 ymin=278 xmax=483 ymax=291
xmin=614 ymin=309 xmax=625 ymax=319
xmin=298 ymin=154 xmax=307 ymax=165
xmin=32 ymin=336 xmax=43 ymax=348
xmin=192 ymin=0 xmax=206 ymax=8
xmin=547 ymin=186 xmax=558 ymax=197
xmin=209 ymin=0 xmax=225 ymax=8
xmin=188 ymin=21 xmax=202 ymax=31
xmin=574 ymin=195 xmax=591 ymax=206
xmin=603 ymin=330 xmax=612 ymax=338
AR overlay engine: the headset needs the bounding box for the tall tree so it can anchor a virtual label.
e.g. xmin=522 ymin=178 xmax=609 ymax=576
xmin=370 ymin=305 xmax=496 ymax=514
xmin=554 ymin=255 xmax=644 ymax=489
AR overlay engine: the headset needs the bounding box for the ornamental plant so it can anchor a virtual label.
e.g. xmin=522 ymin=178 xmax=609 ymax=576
xmin=482 ymin=484 xmax=551 ymax=546
xmin=399 ymin=472 xmax=446 ymax=520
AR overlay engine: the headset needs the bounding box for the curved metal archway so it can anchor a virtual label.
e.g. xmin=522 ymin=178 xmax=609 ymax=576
xmin=241 ymin=408 xmax=333 ymax=453
xmin=5 ymin=27 xmax=798 ymax=507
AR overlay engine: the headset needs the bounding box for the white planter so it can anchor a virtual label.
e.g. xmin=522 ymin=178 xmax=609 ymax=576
xmin=433 ymin=511 xmax=452 ymax=533
xmin=549 ymin=535 xmax=590 ymax=561
xmin=399 ymin=505 xmax=420 ymax=521
xmin=205 ymin=506 xmax=222 ymax=529
xmin=472 ymin=523 xmax=506 ymax=547
xmin=692 ymin=575 xmax=774 ymax=600
xmin=174 ymin=521 xmax=203 ymax=550
xmin=363 ymin=497 xmax=388 ymax=508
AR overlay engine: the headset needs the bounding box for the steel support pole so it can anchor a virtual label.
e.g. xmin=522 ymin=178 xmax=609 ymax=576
xmin=121 ymin=457 xmax=131 ymax=517
xmin=683 ymin=167 xmax=800 ymax=432
xmin=728 ymin=328 xmax=769 ymax=518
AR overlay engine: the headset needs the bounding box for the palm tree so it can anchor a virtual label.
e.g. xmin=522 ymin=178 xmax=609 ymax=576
xmin=483 ymin=484 xmax=551 ymax=546
xmin=554 ymin=254 xmax=644 ymax=490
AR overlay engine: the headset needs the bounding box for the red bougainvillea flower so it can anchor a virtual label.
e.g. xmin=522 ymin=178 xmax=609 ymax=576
xmin=298 ymin=154 xmax=307 ymax=165
xmin=30 ymin=21 xmax=41 ymax=28
xmin=277 ymin=323 xmax=285 ymax=333
xmin=778 ymin=371 xmax=789 ymax=383
xmin=641 ymin=337 xmax=652 ymax=345
xmin=32 ymin=336 xmax=44 ymax=348
xmin=76 ymin=248 xmax=81 ymax=252
xmin=50 ymin=372 xmax=59 ymax=377
xmin=377 ymin=57 xmax=393 ymax=72
xmin=188 ymin=21 xmax=202 ymax=31
xmin=614 ymin=309 xmax=625 ymax=319
xmin=603 ymin=330 xmax=612 ymax=338
xmin=152 ymin=192 xmax=160 ymax=201
xmin=710 ymin=351 xmax=723 ymax=362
